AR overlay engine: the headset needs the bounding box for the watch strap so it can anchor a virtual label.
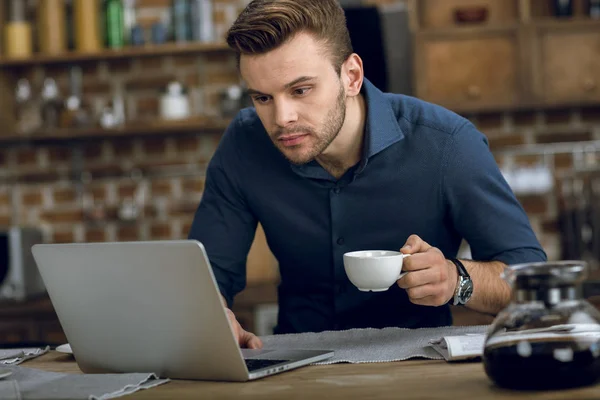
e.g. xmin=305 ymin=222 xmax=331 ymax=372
xmin=449 ymin=258 xmax=470 ymax=278
xmin=449 ymin=258 xmax=470 ymax=306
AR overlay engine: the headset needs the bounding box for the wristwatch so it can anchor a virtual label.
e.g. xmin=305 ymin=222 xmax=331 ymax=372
xmin=449 ymin=258 xmax=473 ymax=306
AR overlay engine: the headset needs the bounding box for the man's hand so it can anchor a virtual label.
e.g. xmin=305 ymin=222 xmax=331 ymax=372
xmin=396 ymin=234 xmax=458 ymax=306
xmin=225 ymin=308 xmax=263 ymax=349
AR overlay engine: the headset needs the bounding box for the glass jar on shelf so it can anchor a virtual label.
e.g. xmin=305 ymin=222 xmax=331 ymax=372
xmin=15 ymin=78 xmax=41 ymax=134
xmin=40 ymin=78 xmax=63 ymax=130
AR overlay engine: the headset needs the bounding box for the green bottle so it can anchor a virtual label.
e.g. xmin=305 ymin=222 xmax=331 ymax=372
xmin=105 ymin=0 xmax=125 ymax=49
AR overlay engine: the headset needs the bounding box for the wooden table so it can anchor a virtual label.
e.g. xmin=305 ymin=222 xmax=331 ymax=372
xmin=24 ymin=351 xmax=600 ymax=399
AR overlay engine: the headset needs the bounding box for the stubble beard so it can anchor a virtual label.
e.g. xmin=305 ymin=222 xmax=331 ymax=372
xmin=273 ymin=83 xmax=347 ymax=165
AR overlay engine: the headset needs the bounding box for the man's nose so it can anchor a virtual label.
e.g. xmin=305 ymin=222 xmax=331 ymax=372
xmin=274 ymin=99 xmax=298 ymax=128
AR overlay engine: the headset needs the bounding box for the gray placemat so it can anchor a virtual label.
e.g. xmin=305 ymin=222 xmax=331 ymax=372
xmin=0 ymin=365 xmax=169 ymax=400
xmin=0 ymin=348 xmax=50 ymax=365
xmin=261 ymin=325 xmax=490 ymax=364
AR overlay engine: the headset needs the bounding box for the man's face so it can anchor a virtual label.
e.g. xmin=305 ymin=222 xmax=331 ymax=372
xmin=240 ymin=33 xmax=347 ymax=165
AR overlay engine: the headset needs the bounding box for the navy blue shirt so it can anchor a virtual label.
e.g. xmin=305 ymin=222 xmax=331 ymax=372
xmin=189 ymin=79 xmax=546 ymax=334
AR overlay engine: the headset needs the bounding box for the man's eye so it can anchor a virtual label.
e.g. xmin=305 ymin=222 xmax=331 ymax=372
xmin=254 ymin=96 xmax=270 ymax=104
xmin=294 ymin=88 xmax=311 ymax=96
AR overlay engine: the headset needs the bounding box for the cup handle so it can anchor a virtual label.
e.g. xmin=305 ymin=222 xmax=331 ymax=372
xmin=397 ymin=254 xmax=411 ymax=280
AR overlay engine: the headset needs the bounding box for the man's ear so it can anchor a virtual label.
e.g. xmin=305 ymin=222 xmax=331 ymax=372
xmin=341 ymin=53 xmax=364 ymax=97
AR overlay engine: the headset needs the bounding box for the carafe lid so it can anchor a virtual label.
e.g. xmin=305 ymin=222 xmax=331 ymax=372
xmin=504 ymin=261 xmax=587 ymax=289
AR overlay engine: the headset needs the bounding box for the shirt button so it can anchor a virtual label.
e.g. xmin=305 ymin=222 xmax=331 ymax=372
xmin=336 ymin=237 xmax=345 ymax=245
xmin=333 ymin=187 xmax=341 ymax=194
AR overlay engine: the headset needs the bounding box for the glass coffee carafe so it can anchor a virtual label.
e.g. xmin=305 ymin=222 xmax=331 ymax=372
xmin=483 ymin=261 xmax=600 ymax=390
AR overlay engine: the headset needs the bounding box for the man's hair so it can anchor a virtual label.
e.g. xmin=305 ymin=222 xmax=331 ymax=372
xmin=226 ymin=0 xmax=353 ymax=74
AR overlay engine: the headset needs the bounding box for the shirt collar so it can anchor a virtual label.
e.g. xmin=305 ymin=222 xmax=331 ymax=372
xmin=358 ymin=78 xmax=405 ymax=171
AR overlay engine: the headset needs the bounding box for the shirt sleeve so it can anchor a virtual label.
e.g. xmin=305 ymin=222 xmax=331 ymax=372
xmin=442 ymin=121 xmax=547 ymax=265
xmin=187 ymin=118 xmax=258 ymax=308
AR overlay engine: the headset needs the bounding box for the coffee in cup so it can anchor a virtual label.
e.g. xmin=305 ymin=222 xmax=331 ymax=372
xmin=343 ymin=250 xmax=410 ymax=292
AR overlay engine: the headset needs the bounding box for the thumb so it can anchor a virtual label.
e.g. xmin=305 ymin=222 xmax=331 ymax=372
xmin=401 ymin=234 xmax=432 ymax=254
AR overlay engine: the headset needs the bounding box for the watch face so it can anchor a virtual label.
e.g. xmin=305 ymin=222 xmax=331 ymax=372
xmin=459 ymin=279 xmax=474 ymax=303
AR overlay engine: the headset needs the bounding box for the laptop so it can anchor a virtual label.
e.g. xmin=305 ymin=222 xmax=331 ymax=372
xmin=31 ymin=240 xmax=333 ymax=381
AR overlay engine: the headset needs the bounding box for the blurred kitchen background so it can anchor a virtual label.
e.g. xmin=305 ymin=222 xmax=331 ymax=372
xmin=0 ymin=0 xmax=599 ymax=345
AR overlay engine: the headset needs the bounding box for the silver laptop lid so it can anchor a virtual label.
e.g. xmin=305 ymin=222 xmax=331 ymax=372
xmin=32 ymin=240 xmax=250 ymax=381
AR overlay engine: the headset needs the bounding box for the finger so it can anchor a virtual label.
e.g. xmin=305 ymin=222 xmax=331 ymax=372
xmin=246 ymin=333 xmax=264 ymax=349
xmin=397 ymin=267 xmax=448 ymax=289
xmin=409 ymin=294 xmax=448 ymax=307
xmin=240 ymin=329 xmax=262 ymax=349
xmin=400 ymin=234 xmax=432 ymax=254
xmin=401 ymin=251 xmax=443 ymax=273
xmin=405 ymin=283 xmax=440 ymax=300
xmin=225 ymin=309 xmax=249 ymax=347
xmin=234 ymin=326 xmax=245 ymax=347
xmin=405 ymin=282 xmax=451 ymax=306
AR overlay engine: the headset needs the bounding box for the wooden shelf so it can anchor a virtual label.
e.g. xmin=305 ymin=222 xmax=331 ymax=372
xmin=415 ymin=23 xmax=519 ymax=38
xmin=443 ymin=97 xmax=600 ymax=115
xmin=0 ymin=118 xmax=231 ymax=144
xmin=0 ymin=42 xmax=232 ymax=68
xmin=530 ymin=17 xmax=600 ymax=29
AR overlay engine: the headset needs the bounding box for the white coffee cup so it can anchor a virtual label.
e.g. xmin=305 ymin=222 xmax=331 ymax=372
xmin=343 ymin=250 xmax=411 ymax=292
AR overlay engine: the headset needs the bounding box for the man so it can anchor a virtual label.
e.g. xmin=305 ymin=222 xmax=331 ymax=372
xmin=188 ymin=0 xmax=546 ymax=349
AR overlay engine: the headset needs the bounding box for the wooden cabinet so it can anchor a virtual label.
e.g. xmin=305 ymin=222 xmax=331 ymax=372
xmin=415 ymin=0 xmax=520 ymax=29
xmin=410 ymin=0 xmax=600 ymax=112
xmin=416 ymin=28 xmax=522 ymax=111
xmin=533 ymin=22 xmax=600 ymax=105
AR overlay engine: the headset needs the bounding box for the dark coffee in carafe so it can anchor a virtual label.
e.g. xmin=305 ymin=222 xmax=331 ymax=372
xmin=484 ymin=338 xmax=600 ymax=390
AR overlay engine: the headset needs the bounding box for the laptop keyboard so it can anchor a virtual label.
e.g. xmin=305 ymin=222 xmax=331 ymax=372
xmin=245 ymin=359 xmax=290 ymax=371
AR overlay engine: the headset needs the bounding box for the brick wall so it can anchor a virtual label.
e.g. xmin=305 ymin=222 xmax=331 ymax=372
xmin=472 ymin=107 xmax=600 ymax=261
xmin=0 ymin=133 xmax=220 ymax=243
xmin=1 ymin=0 xmax=599 ymax=265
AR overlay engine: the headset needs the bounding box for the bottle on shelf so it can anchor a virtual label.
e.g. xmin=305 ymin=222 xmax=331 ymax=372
xmin=65 ymin=0 xmax=76 ymax=50
xmin=130 ymin=25 xmax=145 ymax=46
xmin=3 ymin=0 xmax=32 ymax=58
xmin=151 ymin=22 xmax=168 ymax=44
xmin=112 ymin=89 xmax=126 ymax=126
xmin=59 ymin=67 xmax=91 ymax=129
xmin=73 ymin=0 xmax=102 ymax=53
xmin=40 ymin=78 xmax=63 ymax=130
xmin=123 ymin=0 xmax=137 ymax=45
xmin=100 ymin=87 xmax=126 ymax=129
xmin=37 ymin=0 xmax=67 ymax=55
xmin=105 ymin=0 xmax=125 ymax=49
xmin=190 ymin=0 xmax=214 ymax=43
xmin=60 ymin=96 xmax=91 ymax=129
xmin=220 ymin=85 xmax=243 ymax=118
xmin=15 ymin=79 xmax=41 ymax=134
xmin=172 ymin=0 xmax=192 ymax=42
xmin=160 ymin=81 xmax=191 ymax=120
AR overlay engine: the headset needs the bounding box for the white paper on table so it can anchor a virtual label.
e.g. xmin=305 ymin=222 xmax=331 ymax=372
xmin=428 ymin=334 xmax=485 ymax=361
